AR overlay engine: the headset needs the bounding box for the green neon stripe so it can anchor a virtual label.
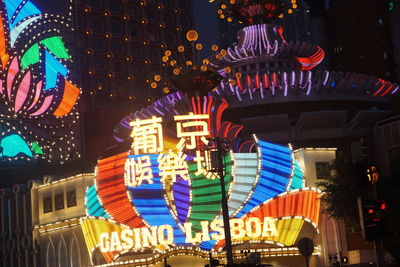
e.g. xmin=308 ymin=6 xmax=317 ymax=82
xmin=31 ymin=142 xmax=43 ymax=154
xmin=187 ymin=154 xmax=232 ymax=231
xmin=40 ymin=36 xmax=71 ymax=59
xmin=21 ymin=43 xmax=40 ymax=69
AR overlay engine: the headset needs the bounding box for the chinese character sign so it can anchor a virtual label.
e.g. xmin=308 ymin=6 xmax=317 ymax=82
xmin=130 ymin=116 xmax=164 ymax=155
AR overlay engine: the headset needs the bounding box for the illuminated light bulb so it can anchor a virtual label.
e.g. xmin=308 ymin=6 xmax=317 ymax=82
xmin=165 ymin=50 xmax=172 ymax=56
xmin=218 ymin=9 xmax=223 ymax=14
xmin=154 ymin=75 xmax=161 ymax=82
xmin=105 ymin=32 xmax=112 ymax=38
xmin=236 ymin=72 xmax=242 ymax=79
xmin=170 ymin=60 xmax=177 ymax=66
xmin=178 ymin=46 xmax=185 ymax=52
xmin=220 ymin=49 xmax=227 ymax=56
xmin=230 ymin=0 xmax=235 ymax=4
xmin=221 ymin=4 xmax=226 ymax=9
xmin=293 ymin=4 xmax=298 ymax=8
xmin=227 ymin=17 xmax=233 ymax=22
xmin=186 ymin=60 xmax=193 ymax=66
xmin=291 ymin=0 xmax=296 ymax=3
xmin=163 ymin=87 xmax=170 ymax=94
xmin=127 ymin=75 xmax=134 ymax=80
xmin=162 ymin=56 xmax=169 ymax=62
xmin=201 ymin=65 xmax=208 ymax=72
xmin=143 ymin=40 xmax=149 ymax=45
xmin=196 ymin=43 xmax=203 ymax=50
xmin=159 ymin=23 xmax=165 ymax=28
xmin=124 ymin=36 xmax=131 ymax=42
xmin=151 ymin=82 xmax=158 ymax=88
xmin=220 ymin=14 xmax=225 ymax=19
xmin=229 ymin=79 xmax=236 ymax=85
xmin=202 ymin=59 xmax=210 ymax=65
xmin=186 ymin=30 xmax=199 ymax=42
xmin=104 ymin=10 xmax=110 ymax=16
xmin=176 ymin=26 xmax=182 ymax=31
xmin=173 ymin=68 xmax=180 ymax=75
xmin=288 ymin=9 xmax=293 ymax=14
xmin=279 ymin=14 xmax=284 ymax=18
xmin=141 ymin=18 xmax=147 ymax=24
xmin=212 ymin=45 xmax=219 ymax=51
xmin=224 ymin=67 xmax=231 ymax=73
xmin=123 ymin=15 xmax=129 ymax=20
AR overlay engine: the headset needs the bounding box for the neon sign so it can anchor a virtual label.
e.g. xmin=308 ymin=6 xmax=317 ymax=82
xmin=99 ymin=217 xmax=277 ymax=253
xmin=81 ymin=95 xmax=321 ymax=265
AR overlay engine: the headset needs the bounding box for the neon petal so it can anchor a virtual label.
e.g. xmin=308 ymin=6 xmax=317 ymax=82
xmin=29 ymin=94 xmax=53 ymax=116
xmin=14 ymin=70 xmax=31 ymax=113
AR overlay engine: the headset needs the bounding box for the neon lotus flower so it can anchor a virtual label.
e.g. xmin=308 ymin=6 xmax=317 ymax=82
xmin=0 ymin=0 xmax=81 ymax=162
xmin=81 ymin=93 xmax=320 ymax=265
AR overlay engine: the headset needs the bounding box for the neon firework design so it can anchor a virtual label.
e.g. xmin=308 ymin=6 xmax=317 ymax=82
xmin=81 ymin=92 xmax=321 ymax=265
xmin=0 ymin=0 xmax=80 ymax=162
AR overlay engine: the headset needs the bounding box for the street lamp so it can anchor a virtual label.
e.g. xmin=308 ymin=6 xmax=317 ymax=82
xmin=205 ymin=137 xmax=234 ymax=266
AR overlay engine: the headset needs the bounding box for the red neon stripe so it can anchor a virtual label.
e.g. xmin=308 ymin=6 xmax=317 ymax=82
xmin=263 ymin=73 xmax=269 ymax=89
xmin=96 ymin=152 xmax=146 ymax=229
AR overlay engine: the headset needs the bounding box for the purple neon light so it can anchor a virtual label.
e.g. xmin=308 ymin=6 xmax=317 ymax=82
xmin=173 ymin=180 xmax=191 ymax=224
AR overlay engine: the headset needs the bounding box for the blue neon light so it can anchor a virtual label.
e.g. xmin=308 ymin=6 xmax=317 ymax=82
xmin=10 ymin=1 xmax=41 ymax=28
xmin=86 ymin=185 xmax=109 ymax=218
xmin=127 ymin=154 xmax=187 ymax=245
xmin=0 ymin=134 xmax=33 ymax=158
xmin=235 ymin=140 xmax=292 ymax=218
xmin=45 ymin=51 xmax=68 ymax=90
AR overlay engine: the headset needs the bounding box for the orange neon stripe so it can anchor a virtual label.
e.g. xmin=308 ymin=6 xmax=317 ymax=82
xmin=0 ymin=14 xmax=9 ymax=69
xmin=53 ymin=80 xmax=80 ymax=117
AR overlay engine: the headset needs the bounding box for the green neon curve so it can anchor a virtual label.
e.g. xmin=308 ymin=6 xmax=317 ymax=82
xmin=31 ymin=142 xmax=43 ymax=154
xmin=187 ymin=154 xmax=233 ymax=231
xmin=40 ymin=36 xmax=71 ymax=59
xmin=21 ymin=43 xmax=39 ymax=69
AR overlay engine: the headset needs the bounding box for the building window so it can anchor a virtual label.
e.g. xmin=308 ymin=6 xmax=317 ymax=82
xmin=315 ymin=162 xmax=330 ymax=180
xmin=67 ymin=190 xmax=77 ymax=208
xmin=163 ymin=13 xmax=174 ymax=24
xmin=165 ymin=32 xmax=175 ymax=45
xmin=132 ymin=45 xmax=143 ymax=57
xmin=111 ymin=22 xmax=122 ymax=34
xmin=90 ymin=0 xmax=102 ymax=9
xmin=148 ymin=31 xmax=158 ymax=42
xmin=55 ymin=193 xmax=64 ymax=211
xmin=146 ymin=9 xmax=157 ymax=20
xmin=91 ymin=18 xmax=104 ymax=31
xmin=92 ymin=38 xmax=105 ymax=50
xmin=43 ymin=196 xmax=52 ymax=213
xmin=112 ymin=41 xmax=124 ymax=55
xmin=130 ymin=25 xmax=141 ymax=38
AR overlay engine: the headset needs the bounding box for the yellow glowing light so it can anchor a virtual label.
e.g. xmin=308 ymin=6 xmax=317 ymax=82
xmin=170 ymin=60 xmax=177 ymax=66
xmin=288 ymin=9 xmax=293 ymax=14
xmin=151 ymin=82 xmax=158 ymax=89
xmin=279 ymin=14 xmax=284 ymax=18
xmin=163 ymin=87 xmax=170 ymax=93
xmin=220 ymin=49 xmax=227 ymax=56
xmin=129 ymin=116 xmax=164 ymax=155
xmin=202 ymin=59 xmax=210 ymax=65
xmin=200 ymin=65 xmax=208 ymax=72
xmin=293 ymin=4 xmax=297 ymax=8
xmin=229 ymin=79 xmax=236 ymax=85
xmin=165 ymin=50 xmax=172 ymax=56
xmin=185 ymin=60 xmax=193 ymax=66
xmin=221 ymin=4 xmax=226 ymax=9
xmin=173 ymin=68 xmax=181 ymax=75
xmin=162 ymin=56 xmax=169 ymax=62
xmin=220 ymin=14 xmax=225 ymax=19
xmin=186 ymin=30 xmax=199 ymax=42
xmin=178 ymin=46 xmax=185 ymax=52
xmin=218 ymin=9 xmax=223 ymax=14
xmin=158 ymin=151 xmax=189 ymax=183
xmin=154 ymin=75 xmax=161 ymax=82
xmin=236 ymin=72 xmax=242 ymax=79
xmin=174 ymin=113 xmax=210 ymax=150
xmin=224 ymin=67 xmax=231 ymax=73
xmin=228 ymin=17 xmax=233 ymax=22
xmin=211 ymin=45 xmax=219 ymax=51
xmin=196 ymin=43 xmax=203 ymax=50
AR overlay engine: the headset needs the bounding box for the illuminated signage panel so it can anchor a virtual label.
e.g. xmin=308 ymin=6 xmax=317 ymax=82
xmin=81 ymin=109 xmax=321 ymax=264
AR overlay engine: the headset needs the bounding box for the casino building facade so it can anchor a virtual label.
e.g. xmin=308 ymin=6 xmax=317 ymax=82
xmin=2 ymin=1 xmax=399 ymax=267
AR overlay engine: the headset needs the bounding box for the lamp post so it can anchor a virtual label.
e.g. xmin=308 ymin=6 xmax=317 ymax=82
xmin=206 ymin=137 xmax=234 ymax=266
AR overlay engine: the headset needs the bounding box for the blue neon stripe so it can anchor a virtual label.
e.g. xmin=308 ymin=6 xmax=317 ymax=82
xmin=234 ymin=140 xmax=292 ymax=218
xmin=85 ymin=185 xmax=109 ymax=218
xmin=5 ymin=0 xmax=24 ymax=24
xmin=45 ymin=51 xmax=68 ymax=90
xmin=128 ymin=154 xmax=187 ymax=245
xmin=11 ymin=1 xmax=41 ymax=28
